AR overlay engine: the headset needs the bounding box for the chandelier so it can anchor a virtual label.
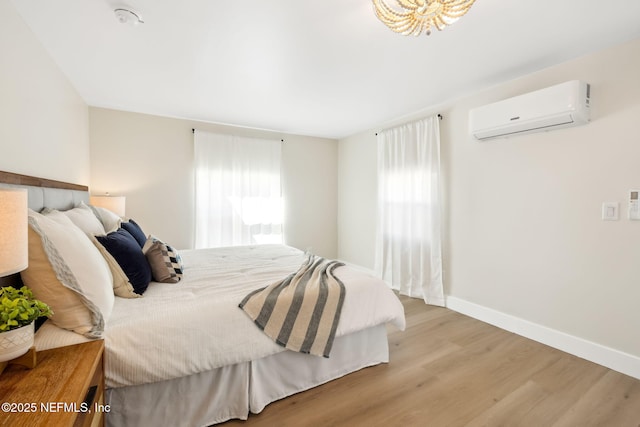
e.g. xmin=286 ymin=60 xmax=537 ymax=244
xmin=373 ymin=0 xmax=476 ymax=36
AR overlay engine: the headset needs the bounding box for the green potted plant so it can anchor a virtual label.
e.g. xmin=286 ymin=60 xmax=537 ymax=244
xmin=0 ymin=286 xmax=52 ymax=362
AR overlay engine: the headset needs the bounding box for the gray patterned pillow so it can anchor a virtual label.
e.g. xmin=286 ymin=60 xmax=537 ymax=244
xmin=142 ymin=236 xmax=183 ymax=283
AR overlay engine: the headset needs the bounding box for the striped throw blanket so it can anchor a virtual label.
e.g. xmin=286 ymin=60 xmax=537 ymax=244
xmin=239 ymin=254 xmax=346 ymax=358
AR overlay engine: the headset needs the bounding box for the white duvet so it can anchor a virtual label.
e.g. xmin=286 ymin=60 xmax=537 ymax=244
xmin=40 ymin=245 xmax=405 ymax=388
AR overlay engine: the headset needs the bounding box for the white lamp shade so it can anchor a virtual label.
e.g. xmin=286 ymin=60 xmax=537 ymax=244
xmin=90 ymin=195 xmax=126 ymax=217
xmin=0 ymin=188 xmax=28 ymax=276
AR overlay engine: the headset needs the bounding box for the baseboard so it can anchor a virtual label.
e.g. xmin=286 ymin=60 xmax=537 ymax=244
xmin=446 ymin=296 xmax=640 ymax=380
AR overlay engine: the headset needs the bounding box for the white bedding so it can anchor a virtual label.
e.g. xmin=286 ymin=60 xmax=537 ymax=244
xmin=73 ymin=244 xmax=404 ymax=388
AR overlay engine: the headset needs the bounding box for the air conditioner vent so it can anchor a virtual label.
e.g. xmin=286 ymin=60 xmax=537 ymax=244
xmin=469 ymin=81 xmax=591 ymax=141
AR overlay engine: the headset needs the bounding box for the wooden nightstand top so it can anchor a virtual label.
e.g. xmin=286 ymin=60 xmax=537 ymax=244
xmin=0 ymin=340 xmax=104 ymax=427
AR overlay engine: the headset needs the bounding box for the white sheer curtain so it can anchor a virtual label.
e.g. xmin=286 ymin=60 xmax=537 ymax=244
xmin=194 ymin=130 xmax=283 ymax=249
xmin=374 ymin=116 xmax=444 ymax=306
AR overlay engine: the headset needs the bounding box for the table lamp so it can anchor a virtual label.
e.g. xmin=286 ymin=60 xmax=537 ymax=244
xmin=0 ymin=188 xmax=28 ymax=277
xmin=90 ymin=194 xmax=126 ymax=217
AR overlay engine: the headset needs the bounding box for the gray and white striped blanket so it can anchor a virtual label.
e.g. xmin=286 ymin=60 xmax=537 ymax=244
xmin=239 ymin=254 xmax=346 ymax=358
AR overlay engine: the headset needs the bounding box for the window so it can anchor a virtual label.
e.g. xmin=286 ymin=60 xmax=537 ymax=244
xmin=194 ymin=131 xmax=283 ymax=248
xmin=375 ymin=116 xmax=444 ymax=306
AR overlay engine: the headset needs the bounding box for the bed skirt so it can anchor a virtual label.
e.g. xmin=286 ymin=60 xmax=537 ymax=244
xmin=104 ymin=324 xmax=389 ymax=427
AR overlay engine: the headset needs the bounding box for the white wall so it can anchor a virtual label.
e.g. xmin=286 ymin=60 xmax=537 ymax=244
xmin=338 ymin=38 xmax=640 ymax=373
xmin=0 ymin=0 xmax=89 ymax=185
xmin=447 ymin=38 xmax=640 ymax=361
xmin=337 ymin=131 xmax=378 ymax=269
xmin=89 ymin=108 xmax=338 ymax=257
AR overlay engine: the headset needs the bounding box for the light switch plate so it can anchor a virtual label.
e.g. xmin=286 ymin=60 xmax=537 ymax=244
xmin=602 ymin=202 xmax=619 ymax=221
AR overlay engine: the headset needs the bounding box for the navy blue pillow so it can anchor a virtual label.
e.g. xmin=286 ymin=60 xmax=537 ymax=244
xmin=95 ymin=228 xmax=152 ymax=295
xmin=121 ymin=219 xmax=147 ymax=248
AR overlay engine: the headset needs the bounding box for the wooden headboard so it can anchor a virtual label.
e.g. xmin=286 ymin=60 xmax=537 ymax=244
xmin=0 ymin=171 xmax=88 ymax=191
xmin=0 ymin=171 xmax=89 ymax=212
xmin=0 ymin=171 xmax=89 ymax=286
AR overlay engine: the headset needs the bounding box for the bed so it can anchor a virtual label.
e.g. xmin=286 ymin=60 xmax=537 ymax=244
xmin=0 ymin=171 xmax=405 ymax=427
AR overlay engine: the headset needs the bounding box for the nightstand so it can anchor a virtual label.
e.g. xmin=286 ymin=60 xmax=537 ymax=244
xmin=0 ymin=340 xmax=105 ymax=427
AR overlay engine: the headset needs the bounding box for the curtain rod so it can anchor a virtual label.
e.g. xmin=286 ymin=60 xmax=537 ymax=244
xmin=192 ymin=128 xmax=284 ymax=142
xmin=375 ymin=114 xmax=443 ymax=136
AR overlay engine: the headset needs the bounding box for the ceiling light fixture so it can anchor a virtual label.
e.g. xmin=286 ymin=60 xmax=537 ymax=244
xmin=114 ymin=8 xmax=144 ymax=25
xmin=373 ymin=0 xmax=476 ymax=36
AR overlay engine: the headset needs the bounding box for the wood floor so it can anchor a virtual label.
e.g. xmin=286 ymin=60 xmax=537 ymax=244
xmin=222 ymin=295 xmax=640 ymax=426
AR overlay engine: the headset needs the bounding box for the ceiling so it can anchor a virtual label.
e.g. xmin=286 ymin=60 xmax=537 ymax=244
xmin=10 ymin=0 xmax=640 ymax=139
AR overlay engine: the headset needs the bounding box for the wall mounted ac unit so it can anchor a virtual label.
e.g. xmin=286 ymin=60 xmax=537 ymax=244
xmin=469 ymin=80 xmax=591 ymax=141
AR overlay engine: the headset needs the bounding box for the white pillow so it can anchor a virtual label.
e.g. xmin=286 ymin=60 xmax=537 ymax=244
xmin=89 ymin=205 xmax=122 ymax=233
xmin=22 ymin=209 xmax=114 ymax=338
xmin=59 ymin=202 xmax=106 ymax=236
